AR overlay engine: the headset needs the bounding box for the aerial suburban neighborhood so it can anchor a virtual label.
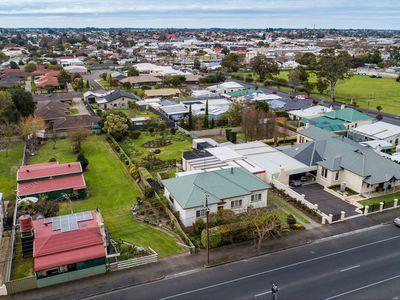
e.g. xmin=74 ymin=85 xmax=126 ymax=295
xmin=0 ymin=1 xmax=400 ymax=299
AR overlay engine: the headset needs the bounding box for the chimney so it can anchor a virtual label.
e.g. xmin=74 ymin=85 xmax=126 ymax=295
xmin=231 ymin=167 xmax=234 ymax=174
xmin=341 ymin=104 xmax=345 ymax=110
xmin=305 ymin=122 xmax=310 ymax=129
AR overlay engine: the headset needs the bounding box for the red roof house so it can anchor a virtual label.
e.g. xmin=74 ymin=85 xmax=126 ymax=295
xmin=30 ymin=210 xmax=107 ymax=285
xmin=17 ymin=162 xmax=87 ymax=200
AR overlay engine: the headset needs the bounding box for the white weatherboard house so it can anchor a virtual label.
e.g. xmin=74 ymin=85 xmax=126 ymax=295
xmin=162 ymin=167 xmax=270 ymax=227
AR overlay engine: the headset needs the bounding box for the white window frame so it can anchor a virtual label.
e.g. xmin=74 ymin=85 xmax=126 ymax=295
xmin=231 ymin=199 xmax=242 ymax=208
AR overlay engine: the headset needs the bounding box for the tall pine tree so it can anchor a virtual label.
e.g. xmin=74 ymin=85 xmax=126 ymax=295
xmin=203 ymin=100 xmax=209 ymax=129
xmin=188 ymin=104 xmax=193 ymax=130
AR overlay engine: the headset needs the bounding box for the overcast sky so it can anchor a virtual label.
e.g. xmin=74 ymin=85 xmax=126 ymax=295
xmin=0 ymin=0 xmax=399 ymax=29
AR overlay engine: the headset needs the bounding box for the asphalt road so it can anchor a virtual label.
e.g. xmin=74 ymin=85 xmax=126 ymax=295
xmin=84 ymin=224 xmax=400 ymax=300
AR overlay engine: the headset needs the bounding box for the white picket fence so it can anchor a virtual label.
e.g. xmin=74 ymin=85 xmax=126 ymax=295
xmin=109 ymin=247 xmax=158 ymax=271
xmin=272 ymin=179 xmax=332 ymax=224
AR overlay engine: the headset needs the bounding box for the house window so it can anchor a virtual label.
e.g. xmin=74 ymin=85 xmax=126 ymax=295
xmin=196 ymin=209 xmax=206 ymax=218
xmin=231 ymin=199 xmax=242 ymax=208
xmin=335 ymin=172 xmax=339 ymax=181
xmin=251 ymin=193 xmax=262 ymax=202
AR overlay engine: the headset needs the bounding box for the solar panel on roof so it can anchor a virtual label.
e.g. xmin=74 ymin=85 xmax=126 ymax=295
xmin=47 ymin=211 xmax=93 ymax=232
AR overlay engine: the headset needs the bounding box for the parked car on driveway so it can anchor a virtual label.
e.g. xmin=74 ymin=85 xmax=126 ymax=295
xmin=290 ymin=179 xmax=302 ymax=187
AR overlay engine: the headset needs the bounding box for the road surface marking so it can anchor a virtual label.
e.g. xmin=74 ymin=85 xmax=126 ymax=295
xmin=254 ymin=291 xmax=272 ymax=297
xmin=159 ymin=235 xmax=400 ymax=300
xmin=340 ymin=265 xmax=360 ymax=272
xmin=324 ymin=274 xmax=400 ymax=300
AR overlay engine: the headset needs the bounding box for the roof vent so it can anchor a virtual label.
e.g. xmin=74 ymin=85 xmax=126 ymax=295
xmin=231 ymin=167 xmax=234 ymax=174
xmin=26 ymin=169 xmax=29 ymax=173
xmin=68 ymin=164 xmax=71 ymax=167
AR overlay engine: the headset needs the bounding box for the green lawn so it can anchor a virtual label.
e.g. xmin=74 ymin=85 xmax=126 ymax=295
xmin=29 ymin=135 xmax=183 ymax=257
xmin=359 ymin=192 xmax=400 ymax=207
xmin=11 ymin=235 xmax=34 ymax=279
xmin=69 ymin=107 xmax=80 ymax=115
xmin=97 ymin=79 xmax=112 ymax=89
xmin=268 ymin=193 xmax=311 ymax=224
xmin=120 ymin=132 xmax=192 ymax=162
xmin=231 ymin=71 xmax=400 ymax=114
xmin=0 ymin=141 xmax=24 ymax=200
xmin=113 ymin=109 xmax=159 ymax=120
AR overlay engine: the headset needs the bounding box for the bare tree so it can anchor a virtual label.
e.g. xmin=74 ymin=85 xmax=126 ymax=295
xmin=241 ymin=104 xmax=277 ymax=141
xmin=68 ymin=128 xmax=90 ymax=153
xmin=243 ymin=208 xmax=283 ymax=251
xmin=19 ymin=116 xmax=45 ymax=154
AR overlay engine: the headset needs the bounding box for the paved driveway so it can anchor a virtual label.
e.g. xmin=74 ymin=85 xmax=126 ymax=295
xmin=293 ymin=184 xmax=359 ymax=217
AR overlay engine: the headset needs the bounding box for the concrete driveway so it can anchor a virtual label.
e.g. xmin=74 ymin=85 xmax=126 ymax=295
xmin=293 ymin=184 xmax=359 ymax=217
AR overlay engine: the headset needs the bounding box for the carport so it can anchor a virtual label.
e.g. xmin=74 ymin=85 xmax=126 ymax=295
xmin=293 ymin=184 xmax=360 ymax=217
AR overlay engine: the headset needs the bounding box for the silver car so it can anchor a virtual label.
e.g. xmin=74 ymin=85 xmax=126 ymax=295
xmin=394 ymin=217 xmax=400 ymax=227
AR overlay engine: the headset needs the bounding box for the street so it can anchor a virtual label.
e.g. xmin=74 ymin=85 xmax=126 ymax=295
xmin=84 ymin=224 xmax=400 ymax=300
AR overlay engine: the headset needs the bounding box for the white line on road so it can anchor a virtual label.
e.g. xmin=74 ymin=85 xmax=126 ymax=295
xmin=340 ymin=265 xmax=360 ymax=272
xmin=159 ymin=235 xmax=400 ymax=300
xmin=254 ymin=291 xmax=272 ymax=297
xmin=324 ymin=274 xmax=400 ymax=300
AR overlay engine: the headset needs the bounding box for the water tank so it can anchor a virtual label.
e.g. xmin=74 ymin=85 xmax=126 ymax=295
xmin=19 ymin=215 xmax=33 ymax=232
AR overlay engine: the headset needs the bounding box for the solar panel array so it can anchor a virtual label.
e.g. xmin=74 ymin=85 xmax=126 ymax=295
xmin=44 ymin=211 xmax=93 ymax=232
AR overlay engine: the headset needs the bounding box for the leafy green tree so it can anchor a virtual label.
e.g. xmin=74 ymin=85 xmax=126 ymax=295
xmin=226 ymin=102 xmax=242 ymax=126
xmin=288 ymin=66 xmax=309 ymax=91
xmin=10 ymin=88 xmax=35 ymax=118
xmin=316 ymin=78 xmax=329 ymax=95
xmin=294 ymin=52 xmax=317 ymax=69
xmin=367 ymin=49 xmax=382 ymax=64
xmin=102 ymin=113 xmax=129 ymax=140
xmin=251 ymin=55 xmax=278 ymax=80
xmin=77 ymin=152 xmax=89 ymax=171
xmin=317 ymin=48 xmax=352 ymax=100
xmin=221 ymin=53 xmax=242 ymax=72
xmin=9 ymin=61 xmax=19 ymax=69
xmin=58 ymin=69 xmax=72 ymax=89
xmin=127 ymin=67 xmax=139 ymax=77
xmin=24 ymin=62 xmax=37 ymax=73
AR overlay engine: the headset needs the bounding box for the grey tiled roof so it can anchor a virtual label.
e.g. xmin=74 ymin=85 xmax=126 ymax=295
xmin=282 ymin=135 xmax=400 ymax=184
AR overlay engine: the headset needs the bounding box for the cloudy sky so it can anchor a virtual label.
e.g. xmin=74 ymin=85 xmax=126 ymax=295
xmin=0 ymin=0 xmax=399 ymax=29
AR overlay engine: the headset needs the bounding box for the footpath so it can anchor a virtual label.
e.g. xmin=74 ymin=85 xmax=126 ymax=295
xmin=9 ymin=208 xmax=399 ymax=300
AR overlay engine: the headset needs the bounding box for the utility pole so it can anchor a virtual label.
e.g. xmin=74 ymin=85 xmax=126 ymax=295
xmin=204 ymin=192 xmax=210 ymax=266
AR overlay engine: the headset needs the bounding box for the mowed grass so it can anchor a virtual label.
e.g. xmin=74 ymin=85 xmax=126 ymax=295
xmin=121 ymin=132 xmax=192 ymax=162
xmin=359 ymin=192 xmax=400 ymax=207
xmin=29 ymin=135 xmax=182 ymax=256
xmin=231 ymin=71 xmax=400 ymax=114
xmin=113 ymin=108 xmax=159 ymax=120
xmin=0 ymin=141 xmax=24 ymax=200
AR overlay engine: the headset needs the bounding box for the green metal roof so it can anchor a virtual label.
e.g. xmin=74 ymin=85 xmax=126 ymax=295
xmin=225 ymin=88 xmax=259 ymax=97
xmin=162 ymin=168 xmax=270 ymax=209
xmin=324 ymin=108 xmax=372 ymax=122
xmin=301 ymin=116 xmax=347 ymax=132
